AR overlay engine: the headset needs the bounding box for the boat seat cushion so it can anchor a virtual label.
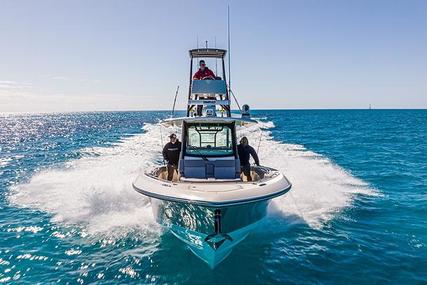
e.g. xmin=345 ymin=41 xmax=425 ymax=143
xmin=181 ymin=159 xmax=206 ymax=179
xmin=213 ymin=160 xmax=240 ymax=179
xmin=180 ymin=158 xmax=240 ymax=179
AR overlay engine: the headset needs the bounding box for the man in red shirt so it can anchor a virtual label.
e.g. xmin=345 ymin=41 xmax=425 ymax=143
xmin=193 ymin=60 xmax=216 ymax=80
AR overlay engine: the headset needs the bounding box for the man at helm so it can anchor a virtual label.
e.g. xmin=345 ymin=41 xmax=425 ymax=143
xmin=162 ymin=133 xmax=182 ymax=181
xmin=237 ymin=137 xmax=260 ymax=182
xmin=193 ymin=60 xmax=216 ymax=80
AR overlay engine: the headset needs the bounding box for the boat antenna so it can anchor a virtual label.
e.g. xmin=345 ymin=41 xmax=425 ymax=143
xmin=171 ymin=85 xmax=179 ymax=117
xmin=205 ymin=40 xmax=208 ymax=48
xmin=229 ymin=89 xmax=241 ymax=111
xmin=215 ymin=36 xmax=218 ymax=74
xmin=197 ymin=35 xmax=199 ymax=48
xmin=226 ymin=7 xmax=241 ymax=112
xmin=227 ymin=5 xmax=231 ymax=92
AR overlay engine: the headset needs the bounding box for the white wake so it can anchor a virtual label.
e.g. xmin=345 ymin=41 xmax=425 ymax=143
xmin=9 ymin=121 xmax=375 ymax=237
xmin=8 ymin=123 xmax=176 ymax=238
xmin=239 ymin=121 xmax=375 ymax=228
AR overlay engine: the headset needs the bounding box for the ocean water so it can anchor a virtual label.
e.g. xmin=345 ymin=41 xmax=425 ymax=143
xmin=0 ymin=109 xmax=426 ymax=284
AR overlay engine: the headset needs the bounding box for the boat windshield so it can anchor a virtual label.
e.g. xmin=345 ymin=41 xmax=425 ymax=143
xmin=185 ymin=124 xmax=234 ymax=156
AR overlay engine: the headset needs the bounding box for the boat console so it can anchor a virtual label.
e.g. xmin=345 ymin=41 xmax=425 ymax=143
xmin=179 ymin=121 xmax=241 ymax=180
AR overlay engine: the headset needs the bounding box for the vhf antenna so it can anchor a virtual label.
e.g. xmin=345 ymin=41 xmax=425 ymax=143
xmin=227 ymin=5 xmax=231 ymax=92
xmin=227 ymin=6 xmax=242 ymax=112
xmin=171 ymin=85 xmax=179 ymax=117
xmin=215 ymin=36 xmax=218 ymax=74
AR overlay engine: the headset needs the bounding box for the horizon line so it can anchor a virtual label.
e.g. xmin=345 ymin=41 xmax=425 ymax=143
xmin=1 ymin=107 xmax=426 ymax=116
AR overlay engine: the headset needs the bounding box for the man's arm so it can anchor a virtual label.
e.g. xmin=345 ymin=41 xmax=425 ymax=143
xmin=162 ymin=144 xmax=169 ymax=162
xmin=249 ymin=146 xmax=260 ymax=166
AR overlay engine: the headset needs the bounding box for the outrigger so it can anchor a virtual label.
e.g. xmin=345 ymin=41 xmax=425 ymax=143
xmin=133 ymin=47 xmax=292 ymax=267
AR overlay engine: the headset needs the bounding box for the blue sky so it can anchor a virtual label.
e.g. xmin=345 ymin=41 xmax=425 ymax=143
xmin=0 ymin=0 xmax=426 ymax=112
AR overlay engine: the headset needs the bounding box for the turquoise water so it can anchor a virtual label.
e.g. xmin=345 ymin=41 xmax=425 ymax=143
xmin=0 ymin=110 xmax=426 ymax=284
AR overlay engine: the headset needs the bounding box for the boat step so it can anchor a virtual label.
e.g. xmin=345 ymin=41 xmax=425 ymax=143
xmin=188 ymin=99 xmax=230 ymax=106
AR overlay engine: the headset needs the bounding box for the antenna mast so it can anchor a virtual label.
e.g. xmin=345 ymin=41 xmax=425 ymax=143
xmin=171 ymin=85 xmax=179 ymax=117
xmin=227 ymin=5 xmax=231 ymax=91
xmin=215 ymin=36 xmax=218 ymax=74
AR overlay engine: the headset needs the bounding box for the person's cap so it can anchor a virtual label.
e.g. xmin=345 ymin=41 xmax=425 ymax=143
xmin=169 ymin=133 xmax=177 ymax=139
xmin=199 ymin=60 xmax=205 ymax=65
xmin=240 ymin=136 xmax=248 ymax=143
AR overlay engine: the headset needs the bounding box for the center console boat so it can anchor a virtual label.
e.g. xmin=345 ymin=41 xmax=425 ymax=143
xmin=133 ymin=48 xmax=292 ymax=267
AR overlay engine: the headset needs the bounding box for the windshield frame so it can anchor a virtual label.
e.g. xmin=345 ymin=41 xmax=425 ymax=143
xmin=183 ymin=122 xmax=237 ymax=158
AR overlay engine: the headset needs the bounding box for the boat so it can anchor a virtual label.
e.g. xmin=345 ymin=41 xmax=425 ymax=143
xmin=133 ymin=48 xmax=292 ymax=268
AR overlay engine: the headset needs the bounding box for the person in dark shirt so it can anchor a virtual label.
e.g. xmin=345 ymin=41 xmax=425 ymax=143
xmin=237 ymin=137 xmax=260 ymax=181
xmin=162 ymin=133 xmax=182 ymax=181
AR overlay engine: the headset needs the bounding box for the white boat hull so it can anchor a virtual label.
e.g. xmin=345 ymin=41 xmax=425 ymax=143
xmin=133 ymin=165 xmax=291 ymax=267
